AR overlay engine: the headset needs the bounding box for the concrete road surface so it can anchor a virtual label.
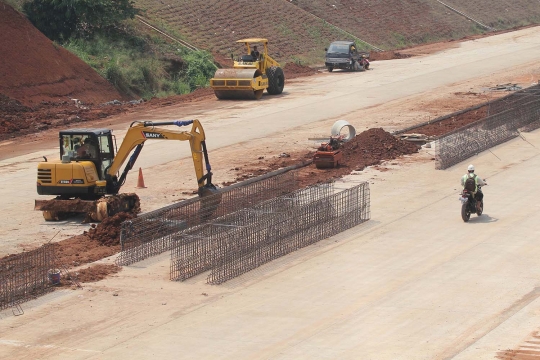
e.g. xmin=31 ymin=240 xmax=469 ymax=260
xmin=1 ymin=129 xmax=540 ymax=359
xmin=1 ymin=26 xmax=540 ymax=255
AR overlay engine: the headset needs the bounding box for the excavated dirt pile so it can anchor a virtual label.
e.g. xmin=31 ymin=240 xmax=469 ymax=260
xmin=295 ymin=128 xmax=420 ymax=186
xmin=0 ymin=4 xmax=124 ymax=106
xmin=52 ymin=211 xmax=136 ymax=266
xmin=283 ymin=63 xmax=319 ymax=79
xmin=232 ymin=128 xmax=420 ymax=187
xmin=342 ymin=128 xmax=420 ymax=170
xmin=409 ymin=105 xmax=489 ymax=137
xmin=88 ymin=212 xmax=137 ymax=247
xmin=62 ymin=264 xmax=121 ymax=286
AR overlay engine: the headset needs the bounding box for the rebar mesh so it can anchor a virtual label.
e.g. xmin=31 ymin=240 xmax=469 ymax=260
xmin=117 ymin=171 xmax=300 ymax=266
xmin=487 ymin=84 xmax=540 ymax=115
xmin=0 ymin=244 xmax=55 ymax=311
xmin=170 ymin=182 xmax=370 ymax=284
xmin=436 ymin=98 xmax=540 ymax=169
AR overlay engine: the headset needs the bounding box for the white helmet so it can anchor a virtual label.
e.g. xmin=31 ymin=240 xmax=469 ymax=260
xmin=467 ymin=164 xmax=475 ymax=172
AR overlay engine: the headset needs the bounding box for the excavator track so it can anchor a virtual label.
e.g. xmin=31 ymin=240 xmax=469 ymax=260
xmin=36 ymin=193 xmax=140 ymax=222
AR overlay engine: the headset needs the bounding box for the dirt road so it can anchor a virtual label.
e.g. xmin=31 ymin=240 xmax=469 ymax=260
xmin=1 ymin=26 xmax=540 ymax=258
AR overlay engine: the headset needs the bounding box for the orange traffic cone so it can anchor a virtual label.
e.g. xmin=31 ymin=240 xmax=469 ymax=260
xmin=136 ymin=167 xmax=146 ymax=188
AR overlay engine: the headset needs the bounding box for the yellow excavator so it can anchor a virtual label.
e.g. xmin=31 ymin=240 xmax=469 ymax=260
xmin=210 ymin=38 xmax=285 ymax=100
xmin=35 ymin=120 xmax=219 ymax=221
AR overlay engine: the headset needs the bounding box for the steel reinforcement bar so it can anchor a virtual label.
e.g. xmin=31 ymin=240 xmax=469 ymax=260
xmin=436 ymin=98 xmax=540 ymax=169
xmin=170 ymin=183 xmax=335 ymax=281
xmin=170 ymin=182 xmax=370 ymax=284
xmin=117 ymin=171 xmax=300 ymax=266
xmin=394 ymin=84 xmax=540 ymax=137
xmin=0 ymin=244 xmax=55 ymax=311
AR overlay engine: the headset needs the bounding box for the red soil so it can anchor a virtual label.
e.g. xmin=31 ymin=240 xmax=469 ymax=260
xmin=0 ymin=4 xmax=125 ymax=106
xmin=230 ymin=128 xmax=420 ymax=187
xmin=407 ymin=105 xmax=489 ymax=137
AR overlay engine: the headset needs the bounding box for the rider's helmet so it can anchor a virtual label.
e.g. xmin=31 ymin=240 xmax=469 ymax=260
xmin=467 ymin=164 xmax=475 ymax=172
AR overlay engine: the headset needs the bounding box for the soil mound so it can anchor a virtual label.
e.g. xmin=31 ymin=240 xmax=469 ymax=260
xmin=284 ymin=63 xmax=319 ymax=79
xmin=342 ymin=128 xmax=419 ymax=171
xmin=229 ymin=128 xmax=420 ymax=187
xmin=88 ymin=212 xmax=137 ymax=246
xmin=73 ymin=264 xmax=121 ymax=283
xmin=0 ymin=4 xmax=124 ymax=106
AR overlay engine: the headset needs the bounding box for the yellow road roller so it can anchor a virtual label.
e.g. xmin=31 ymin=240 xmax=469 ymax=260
xmin=210 ymin=38 xmax=285 ymax=100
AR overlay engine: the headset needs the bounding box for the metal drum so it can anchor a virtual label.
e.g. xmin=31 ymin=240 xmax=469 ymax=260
xmin=212 ymin=69 xmax=264 ymax=100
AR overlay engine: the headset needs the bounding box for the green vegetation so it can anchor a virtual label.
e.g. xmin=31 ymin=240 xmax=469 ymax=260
xmin=63 ymin=25 xmax=217 ymax=99
xmin=3 ymin=0 xmax=24 ymax=11
xmin=18 ymin=0 xmax=216 ymax=99
xmin=389 ymin=32 xmax=413 ymax=50
xmin=23 ymin=0 xmax=138 ymax=41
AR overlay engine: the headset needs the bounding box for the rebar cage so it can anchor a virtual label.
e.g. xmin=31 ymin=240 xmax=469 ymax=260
xmin=170 ymin=182 xmax=370 ymax=284
xmin=436 ymin=89 xmax=540 ymax=170
xmin=0 ymin=244 xmax=55 ymax=311
xmin=116 ymin=171 xmax=300 ymax=266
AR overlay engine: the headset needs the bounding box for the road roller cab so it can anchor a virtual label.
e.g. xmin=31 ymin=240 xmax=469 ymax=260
xmin=210 ymin=38 xmax=285 ymax=100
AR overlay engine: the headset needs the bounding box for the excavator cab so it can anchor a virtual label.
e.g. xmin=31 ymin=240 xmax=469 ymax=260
xmin=59 ymin=129 xmax=115 ymax=180
xmin=37 ymin=129 xmax=114 ymax=199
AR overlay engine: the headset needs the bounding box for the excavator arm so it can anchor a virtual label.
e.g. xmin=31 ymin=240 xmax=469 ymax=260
xmin=106 ymin=119 xmax=217 ymax=196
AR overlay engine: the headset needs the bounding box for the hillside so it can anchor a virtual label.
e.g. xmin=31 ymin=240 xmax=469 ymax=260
xmin=135 ymin=0 xmax=540 ymax=62
xmin=293 ymin=0 xmax=540 ymax=49
xmin=0 ymin=3 xmax=125 ymax=106
xmin=137 ymin=0 xmax=347 ymax=64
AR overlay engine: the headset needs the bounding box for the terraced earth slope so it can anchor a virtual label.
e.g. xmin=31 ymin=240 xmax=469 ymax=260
xmin=135 ymin=0 xmax=540 ymax=63
xmin=294 ymin=0 xmax=540 ymax=49
xmin=0 ymin=3 xmax=124 ymax=106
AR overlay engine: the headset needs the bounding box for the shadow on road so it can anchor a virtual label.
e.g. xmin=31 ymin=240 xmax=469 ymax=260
xmin=466 ymin=213 xmax=498 ymax=224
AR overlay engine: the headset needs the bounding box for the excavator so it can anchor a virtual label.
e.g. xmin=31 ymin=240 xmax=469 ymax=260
xmin=35 ymin=119 xmax=219 ymax=221
xmin=209 ymin=38 xmax=285 ymax=100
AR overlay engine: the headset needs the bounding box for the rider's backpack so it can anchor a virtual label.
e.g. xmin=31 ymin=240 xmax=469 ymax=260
xmin=464 ymin=174 xmax=476 ymax=192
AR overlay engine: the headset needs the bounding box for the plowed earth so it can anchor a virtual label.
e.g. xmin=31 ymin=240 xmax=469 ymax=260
xmin=137 ymin=0 xmax=540 ymax=60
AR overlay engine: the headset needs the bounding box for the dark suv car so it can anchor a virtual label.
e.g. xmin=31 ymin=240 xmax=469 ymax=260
xmin=324 ymin=41 xmax=369 ymax=72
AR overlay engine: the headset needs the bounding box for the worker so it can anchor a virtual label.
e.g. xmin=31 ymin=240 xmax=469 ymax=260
xmin=461 ymin=164 xmax=486 ymax=210
xmin=250 ymin=46 xmax=260 ymax=60
xmin=77 ymin=138 xmax=98 ymax=158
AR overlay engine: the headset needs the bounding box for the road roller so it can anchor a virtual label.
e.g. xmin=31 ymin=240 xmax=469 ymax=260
xmin=210 ymin=38 xmax=285 ymax=100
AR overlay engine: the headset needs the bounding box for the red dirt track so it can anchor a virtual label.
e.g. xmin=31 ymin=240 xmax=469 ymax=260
xmin=0 ymin=4 xmax=124 ymax=106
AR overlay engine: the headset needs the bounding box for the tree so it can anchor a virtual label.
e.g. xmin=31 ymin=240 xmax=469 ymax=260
xmin=24 ymin=0 xmax=139 ymax=42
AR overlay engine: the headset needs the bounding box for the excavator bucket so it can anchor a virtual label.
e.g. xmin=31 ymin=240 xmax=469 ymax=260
xmin=210 ymin=69 xmax=266 ymax=100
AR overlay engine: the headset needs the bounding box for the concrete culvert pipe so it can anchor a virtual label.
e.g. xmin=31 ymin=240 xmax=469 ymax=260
xmin=331 ymin=120 xmax=356 ymax=142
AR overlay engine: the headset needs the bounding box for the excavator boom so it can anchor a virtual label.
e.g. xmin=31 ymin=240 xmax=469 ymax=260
xmin=106 ymin=119 xmax=216 ymax=196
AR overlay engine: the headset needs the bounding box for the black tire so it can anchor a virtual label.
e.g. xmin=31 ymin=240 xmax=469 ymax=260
xmin=328 ymin=67 xmax=333 ymax=72
xmin=266 ymin=66 xmax=285 ymax=95
xmin=477 ymin=201 xmax=483 ymax=216
xmin=461 ymin=202 xmax=470 ymax=222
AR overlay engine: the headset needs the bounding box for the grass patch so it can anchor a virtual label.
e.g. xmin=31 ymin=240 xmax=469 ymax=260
xmin=63 ymin=23 xmax=216 ymax=99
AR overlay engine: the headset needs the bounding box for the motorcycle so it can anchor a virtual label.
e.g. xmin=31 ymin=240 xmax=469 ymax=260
xmin=459 ymin=183 xmax=486 ymax=222
xmin=359 ymin=55 xmax=370 ymax=70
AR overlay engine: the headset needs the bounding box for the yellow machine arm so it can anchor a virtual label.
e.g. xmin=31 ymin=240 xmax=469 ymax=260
xmin=106 ymin=119 xmax=217 ymax=196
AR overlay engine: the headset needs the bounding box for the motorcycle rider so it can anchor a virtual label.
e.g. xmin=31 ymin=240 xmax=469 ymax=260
xmin=461 ymin=164 xmax=486 ymax=211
